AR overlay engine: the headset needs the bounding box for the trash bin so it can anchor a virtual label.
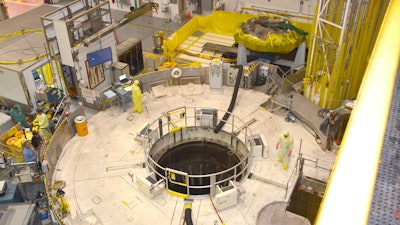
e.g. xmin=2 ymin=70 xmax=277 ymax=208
xmin=74 ymin=116 xmax=88 ymax=136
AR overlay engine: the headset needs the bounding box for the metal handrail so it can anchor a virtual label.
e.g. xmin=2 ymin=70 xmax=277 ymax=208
xmin=315 ymin=0 xmax=400 ymax=224
xmin=144 ymin=107 xmax=254 ymax=196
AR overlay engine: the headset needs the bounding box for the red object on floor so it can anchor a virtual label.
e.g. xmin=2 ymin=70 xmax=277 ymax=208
xmin=394 ymin=210 xmax=400 ymax=219
xmin=187 ymin=11 xmax=191 ymax=19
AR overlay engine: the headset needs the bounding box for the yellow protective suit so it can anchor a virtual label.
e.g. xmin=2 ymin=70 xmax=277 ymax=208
xmin=33 ymin=112 xmax=51 ymax=139
xmin=131 ymin=80 xmax=144 ymax=113
xmin=276 ymin=131 xmax=294 ymax=170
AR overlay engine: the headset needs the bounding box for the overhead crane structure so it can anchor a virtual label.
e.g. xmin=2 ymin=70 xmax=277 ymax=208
xmin=304 ymin=0 xmax=391 ymax=109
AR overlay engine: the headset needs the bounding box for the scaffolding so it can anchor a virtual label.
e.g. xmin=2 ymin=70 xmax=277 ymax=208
xmin=304 ymin=0 xmax=390 ymax=109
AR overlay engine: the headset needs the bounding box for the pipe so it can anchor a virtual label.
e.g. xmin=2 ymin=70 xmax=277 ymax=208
xmin=214 ymin=65 xmax=243 ymax=134
xmin=184 ymin=203 xmax=193 ymax=225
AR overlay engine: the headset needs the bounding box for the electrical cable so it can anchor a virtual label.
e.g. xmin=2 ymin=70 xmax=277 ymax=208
xmin=209 ymin=194 xmax=224 ymax=224
xmin=184 ymin=206 xmax=194 ymax=225
xmin=214 ymin=65 xmax=243 ymax=133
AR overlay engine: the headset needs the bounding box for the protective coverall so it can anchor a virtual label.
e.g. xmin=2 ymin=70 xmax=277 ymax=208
xmin=33 ymin=112 xmax=51 ymax=139
xmin=276 ymin=131 xmax=294 ymax=170
xmin=132 ymin=80 xmax=144 ymax=113
xmin=9 ymin=104 xmax=30 ymax=128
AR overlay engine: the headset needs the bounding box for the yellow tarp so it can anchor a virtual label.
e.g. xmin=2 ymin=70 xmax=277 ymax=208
xmin=163 ymin=11 xmax=312 ymax=60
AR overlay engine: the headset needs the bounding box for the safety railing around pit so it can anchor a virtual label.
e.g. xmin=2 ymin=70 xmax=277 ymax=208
xmin=143 ymin=106 xmax=255 ymax=197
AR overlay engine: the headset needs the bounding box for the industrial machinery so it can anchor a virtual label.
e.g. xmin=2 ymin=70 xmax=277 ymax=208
xmin=195 ymin=108 xmax=218 ymax=127
xmin=225 ymin=66 xmax=239 ymax=86
xmin=209 ymin=59 xmax=224 ymax=90
xmin=152 ymin=31 xmax=167 ymax=54
xmin=249 ymin=134 xmax=268 ymax=158
xmin=136 ymin=172 xmax=165 ymax=199
xmin=214 ymin=180 xmax=245 ymax=211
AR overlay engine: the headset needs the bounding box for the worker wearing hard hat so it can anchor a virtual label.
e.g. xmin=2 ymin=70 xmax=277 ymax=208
xmin=131 ymin=80 xmax=144 ymax=113
xmin=276 ymin=130 xmax=294 ymax=170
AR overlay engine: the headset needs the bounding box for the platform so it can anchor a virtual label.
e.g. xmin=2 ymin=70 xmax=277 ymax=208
xmin=55 ymin=85 xmax=336 ymax=225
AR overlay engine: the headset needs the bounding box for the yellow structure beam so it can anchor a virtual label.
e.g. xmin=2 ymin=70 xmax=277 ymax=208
xmin=316 ymin=0 xmax=400 ymax=223
xmin=304 ymin=0 xmax=390 ymax=109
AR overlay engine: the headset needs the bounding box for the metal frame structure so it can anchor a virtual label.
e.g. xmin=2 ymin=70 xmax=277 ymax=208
xmin=315 ymin=0 xmax=399 ymax=223
xmin=304 ymin=0 xmax=390 ymax=109
xmin=305 ymin=0 xmax=356 ymax=108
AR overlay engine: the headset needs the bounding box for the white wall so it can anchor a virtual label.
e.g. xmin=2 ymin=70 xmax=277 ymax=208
xmin=0 ymin=68 xmax=28 ymax=106
xmin=149 ymin=0 xmax=317 ymax=20
xmin=74 ymin=32 xmax=117 ymax=92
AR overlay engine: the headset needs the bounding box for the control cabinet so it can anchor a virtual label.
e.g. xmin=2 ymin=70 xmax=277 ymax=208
xmin=225 ymin=67 xmax=239 ymax=86
xmin=117 ymin=37 xmax=144 ymax=76
xmin=209 ymin=59 xmax=223 ymax=90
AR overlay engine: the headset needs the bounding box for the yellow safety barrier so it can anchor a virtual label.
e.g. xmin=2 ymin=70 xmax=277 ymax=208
xmin=162 ymin=11 xmax=312 ymax=61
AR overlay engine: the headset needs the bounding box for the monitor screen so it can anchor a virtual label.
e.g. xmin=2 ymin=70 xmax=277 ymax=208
xmin=87 ymin=47 xmax=112 ymax=67
xmin=119 ymin=74 xmax=127 ymax=81
xmin=33 ymin=71 xmax=40 ymax=80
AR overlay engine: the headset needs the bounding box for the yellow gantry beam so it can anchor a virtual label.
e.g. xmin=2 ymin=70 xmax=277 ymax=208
xmin=315 ymin=0 xmax=400 ymax=224
xmin=304 ymin=0 xmax=391 ymax=109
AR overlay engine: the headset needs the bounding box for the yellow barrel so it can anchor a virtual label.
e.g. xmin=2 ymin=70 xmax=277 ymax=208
xmin=74 ymin=116 xmax=88 ymax=137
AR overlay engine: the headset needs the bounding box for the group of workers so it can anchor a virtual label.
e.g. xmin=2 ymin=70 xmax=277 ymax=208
xmin=9 ymin=104 xmax=52 ymax=139
xmin=9 ymin=103 xmax=51 ymax=163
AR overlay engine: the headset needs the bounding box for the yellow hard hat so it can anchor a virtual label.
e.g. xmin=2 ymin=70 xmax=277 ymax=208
xmin=283 ymin=130 xmax=289 ymax=137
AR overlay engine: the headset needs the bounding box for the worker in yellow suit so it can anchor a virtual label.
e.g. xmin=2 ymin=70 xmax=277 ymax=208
xmin=33 ymin=108 xmax=51 ymax=139
xmin=276 ymin=131 xmax=294 ymax=170
xmin=132 ymin=80 xmax=144 ymax=113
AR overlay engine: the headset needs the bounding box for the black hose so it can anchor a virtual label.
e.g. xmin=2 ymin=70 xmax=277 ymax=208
xmin=185 ymin=207 xmax=194 ymax=225
xmin=214 ymin=65 xmax=243 ymax=133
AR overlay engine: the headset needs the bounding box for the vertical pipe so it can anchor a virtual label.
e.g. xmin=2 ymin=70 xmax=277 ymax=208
xmin=158 ymin=118 xmax=163 ymax=137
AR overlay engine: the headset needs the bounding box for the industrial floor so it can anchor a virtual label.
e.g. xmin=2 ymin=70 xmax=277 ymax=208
xmin=57 ymin=85 xmax=336 ymax=225
xmin=50 ymin=8 xmax=336 ymax=225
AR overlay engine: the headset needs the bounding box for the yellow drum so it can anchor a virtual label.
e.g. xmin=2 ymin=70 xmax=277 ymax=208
xmin=74 ymin=116 xmax=88 ymax=137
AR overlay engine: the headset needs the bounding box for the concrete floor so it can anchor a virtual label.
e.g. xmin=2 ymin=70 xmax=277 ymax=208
xmin=55 ymin=85 xmax=336 ymax=225
xmin=3 ymin=2 xmax=337 ymax=224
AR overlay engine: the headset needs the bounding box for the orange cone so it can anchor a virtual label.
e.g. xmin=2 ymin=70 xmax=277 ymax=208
xmin=187 ymin=11 xmax=191 ymax=19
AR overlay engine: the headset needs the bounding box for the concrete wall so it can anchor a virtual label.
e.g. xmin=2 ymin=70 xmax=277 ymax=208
xmin=74 ymin=33 xmax=117 ymax=92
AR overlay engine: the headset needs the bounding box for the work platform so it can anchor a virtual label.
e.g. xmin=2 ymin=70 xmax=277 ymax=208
xmin=261 ymin=91 xmax=326 ymax=149
xmin=55 ymin=85 xmax=336 ymax=225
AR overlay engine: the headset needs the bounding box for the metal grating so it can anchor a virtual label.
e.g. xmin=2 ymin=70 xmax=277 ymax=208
xmin=368 ymin=66 xmax=400 ymax=224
